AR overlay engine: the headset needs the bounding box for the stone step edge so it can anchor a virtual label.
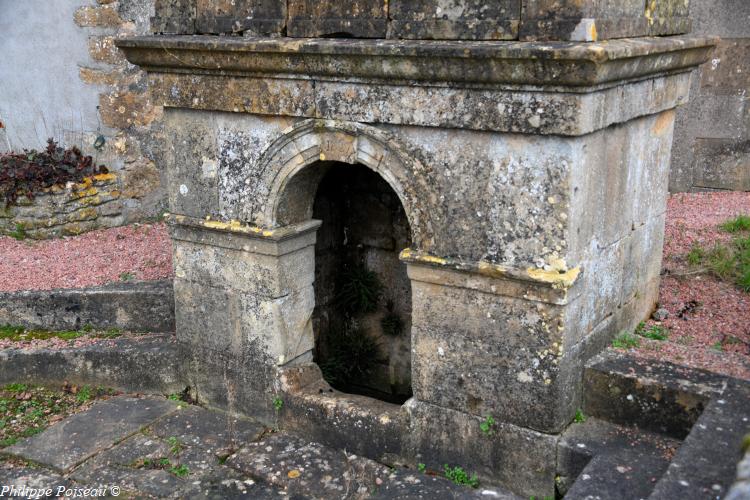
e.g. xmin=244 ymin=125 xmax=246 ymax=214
xmin=583 ymin=350 xmax=729 ymax=439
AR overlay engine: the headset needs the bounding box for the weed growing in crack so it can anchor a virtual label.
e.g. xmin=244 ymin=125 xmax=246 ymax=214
xmin=480 ymin=415 xmax=495 ymax=436
xmin=574 ymin=409 xmax=586 ymax=424
xmin=443 ymin=465 xmax=479 ymax=488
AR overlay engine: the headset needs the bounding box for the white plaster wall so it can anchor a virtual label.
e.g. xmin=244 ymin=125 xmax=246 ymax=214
xmin=0 ymin=0 xmax=106 ymax=152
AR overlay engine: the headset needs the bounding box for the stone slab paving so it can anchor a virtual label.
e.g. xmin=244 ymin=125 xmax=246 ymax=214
xmin=0 ymin=396 xmax=517 ymax=499
xmin=5 ymin=397 xmax=180 ymax=472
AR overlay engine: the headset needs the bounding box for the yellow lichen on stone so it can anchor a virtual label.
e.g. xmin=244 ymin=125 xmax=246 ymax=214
xmin=477 ymin=261 xmax=512 ymax=279
xmin=526 ymin=266 xmax=581 ymax=289
xmin=400 ymin=248 xmax=447 ymax=265
xmin=93 ymin=173 xmax=117 ymax=182
xmin=589 ymin=22 xmax=598 ymax=42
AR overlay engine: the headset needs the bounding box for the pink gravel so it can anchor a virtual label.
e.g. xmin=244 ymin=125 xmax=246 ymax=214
xmin=625 ymin=191 xmax=750 ymax=380
xmin=0 ymin=223 xmax=173 ymax=292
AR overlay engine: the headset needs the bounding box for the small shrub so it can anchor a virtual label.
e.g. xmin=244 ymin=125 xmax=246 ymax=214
xmin=273 ymin=397 xmax=283 ymax=412
xmin=443 ymin=465 xmax=479 ymax=488
xmin=0 ymin=139 xmax=108 ymax=208
xmin=720 ymin=215 xmax=750 ymax=233
xmin=612 ymin=332 xmax=640 ymax=349
xmin=417 ymin=463 xmax=426 ymax=473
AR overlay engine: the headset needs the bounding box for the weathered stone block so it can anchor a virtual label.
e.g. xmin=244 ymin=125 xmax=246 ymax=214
xmin=99 ymin=91 xmax=160 ymax=129
xmin=645 ymin=0 xmax=692 ymax=36
xmin=407 ymin=399 xmax=558 ymax=498
xmin=74 ymin=5 xmax=124 ymax=28
xmin=388 ymin=0 xmax=520 ymax=40
xmin=410 ymin=274 xmax=571 ymax=432
xmin=693 ymin=138 xmax=750 ymax=191
xmin=700 ymin=39 xmax=750 ymax=94
xmin=287 ymin=0 xmax=387 ymax=38
xmin=152 ymin=0 xmax=195 ymax=34
xmin=195 ymin=0 xmax=285 ymax=35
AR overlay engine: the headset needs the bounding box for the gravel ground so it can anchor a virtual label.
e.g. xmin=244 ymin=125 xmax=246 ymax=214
xmin=0 ymin=223 xmax=172 ymax=292
xmin=624 ymin=192 xmax=750 ymax=380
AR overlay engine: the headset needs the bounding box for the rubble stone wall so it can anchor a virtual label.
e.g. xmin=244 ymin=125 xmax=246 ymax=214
xmin=0 ymin=174 xmax=124 ymax=239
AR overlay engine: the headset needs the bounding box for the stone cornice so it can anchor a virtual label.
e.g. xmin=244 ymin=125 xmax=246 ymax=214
xmin=116 ymin=35 xmax=715 ymax=90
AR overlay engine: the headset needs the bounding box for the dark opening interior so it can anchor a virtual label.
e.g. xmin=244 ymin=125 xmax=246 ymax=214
xmin=311 ymin=162 xmax=413 ymax=405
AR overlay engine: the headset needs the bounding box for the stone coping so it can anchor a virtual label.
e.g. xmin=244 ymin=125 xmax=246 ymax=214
xmin=400 ymin=248 xmax=581 ymax=292
xmin=165 ymin=213 xmax=321 ymax=242
xmin=116 ymin=35 xmax=715 ymax=89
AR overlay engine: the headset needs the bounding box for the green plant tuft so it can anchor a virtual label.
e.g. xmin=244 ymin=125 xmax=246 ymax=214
xmin=170 ymin=464 xmax=189 ymax=477
xmin=273 ymin=397 xmax=283 ymax=412
xmin=336 ymin=265 xmax=382 ymax=314
xmin=480 ymin=415 xmax=495 ymax=435
xmin=8 ymin=223 xmax=26 ymax=241
xmin=444 ymin=465 xmax=479 ymax=488
xmin=574 ymin=409 xmax=586 ymax=424
xmin=318 ymin=325 xmax=382 ymax=386
xmin=635 ymin=322 xmax=669 ymax=341
xmin=720 ymin=215 xmax=750 ymax=233
xmin=417 ymin=463 xmax=426 ymax=473
xmin=612 ymin=332 xmax=640 ymax=349
xmin=76 ymin=386 xmax=92 ymax=403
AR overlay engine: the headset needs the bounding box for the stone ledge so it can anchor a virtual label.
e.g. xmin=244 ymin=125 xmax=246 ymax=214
xmin=116 ymin=35 xmax=715 ymax=89
xmin=0 ymin=280 xmax=175 ymax=333
xmin=166 ymin=213 xmax=321 ymax=256
xmin=0 ymin=336 xmax=182 ymax=395
xmin=401 ymin=248 xmax=581 ymax=304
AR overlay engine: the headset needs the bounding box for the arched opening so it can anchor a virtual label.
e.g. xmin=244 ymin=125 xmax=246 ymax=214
xmin=311 ymin=161 xmax=413 ymax=404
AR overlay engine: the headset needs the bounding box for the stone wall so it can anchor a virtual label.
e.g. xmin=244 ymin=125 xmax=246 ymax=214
xmin=670 ymin=0 xmax=750 ymax=192
xmin=151 ymin=0 xmax=692 ymax=41
xmin=0 ymin=0 xmax=166 ymax=233
xmin=0 ymin=174 xmax=124 ymax=239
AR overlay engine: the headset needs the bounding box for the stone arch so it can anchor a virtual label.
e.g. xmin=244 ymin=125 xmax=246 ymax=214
xmin=248 ymin=119 xmax=434 ymax=251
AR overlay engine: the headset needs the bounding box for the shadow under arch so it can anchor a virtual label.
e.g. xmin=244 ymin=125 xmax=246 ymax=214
xmin=248 ymin=119 xmax=435 ymax=252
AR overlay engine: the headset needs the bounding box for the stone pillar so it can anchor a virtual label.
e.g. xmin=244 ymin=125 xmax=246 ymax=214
xmin=171 ymin=215 xmax=320 ymax=419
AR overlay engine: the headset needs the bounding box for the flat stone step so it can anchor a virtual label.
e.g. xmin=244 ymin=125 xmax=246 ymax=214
xmin=584 ymin=351 xmax=726 ymax=439
xmin=226 ymin=433 xmax=506 ymax=499
xmin=370 ymin=469 xmax=518 ymax=499
xmin=227 ymin=433 xmax=392 ymax=498
xmin=559 ymin=417 xmax=680 ymax=499
xmin=0 ymin=336 xmax=182 ymax=395
xmin=70 ymin=405 xmax=268 ymax=498
xmin=5 ymin=396 xmax=180 ymax=472
xmin=649 ymin=379 xmax=750 ymax=500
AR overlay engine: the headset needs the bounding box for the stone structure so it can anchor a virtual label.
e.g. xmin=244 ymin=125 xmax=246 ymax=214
xmin=118 ymin=1 xmax=714 ymax=496
xmin=670 ymin=0 xmax=750 ymax=192
xmin=0 ymin=174 xmax=123 ymax=239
